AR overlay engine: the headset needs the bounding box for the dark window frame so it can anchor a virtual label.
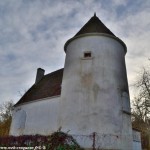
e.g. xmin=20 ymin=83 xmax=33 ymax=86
xmin=84 ymin=51 xmax=92 ymax=58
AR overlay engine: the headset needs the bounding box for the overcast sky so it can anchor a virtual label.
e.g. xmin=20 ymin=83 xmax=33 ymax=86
xmin=0 ymin=0 xmax=150 ymax=105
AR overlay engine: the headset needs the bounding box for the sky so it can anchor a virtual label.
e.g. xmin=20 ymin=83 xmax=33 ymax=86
xmin=0 ymin=0 xmax=150 ymax=105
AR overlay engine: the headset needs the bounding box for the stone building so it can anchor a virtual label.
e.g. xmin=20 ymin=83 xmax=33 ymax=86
xmin=10 ymin=14 xmax=141 ymax=150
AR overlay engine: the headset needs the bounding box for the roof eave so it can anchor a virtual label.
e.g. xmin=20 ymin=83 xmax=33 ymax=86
xmin=64 ymin=33 xmax=127 ymax=54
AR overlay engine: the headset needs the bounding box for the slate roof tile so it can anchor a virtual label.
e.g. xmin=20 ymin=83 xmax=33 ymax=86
xmin=75 ymin=13 xmax=115 ymax=37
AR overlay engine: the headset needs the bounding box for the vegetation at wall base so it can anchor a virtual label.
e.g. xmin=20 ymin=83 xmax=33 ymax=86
xmin=0 ymin=131 xmax=84 ymax=150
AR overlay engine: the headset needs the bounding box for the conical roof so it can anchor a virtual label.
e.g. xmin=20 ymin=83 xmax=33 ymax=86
xmin=74 ymin=13 xmax=115 ymax=37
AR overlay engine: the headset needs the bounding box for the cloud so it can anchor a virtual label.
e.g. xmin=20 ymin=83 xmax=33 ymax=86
xmin=0 ymin=0 xmax=150 ymax=104
xmin=112 ymin=0 xmax=128 ymax=6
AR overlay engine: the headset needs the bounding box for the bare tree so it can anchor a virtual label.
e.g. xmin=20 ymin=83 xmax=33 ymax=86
xmin=0 ymin=100 xmax=14 ymax=121
xmin=0 ymin=100 xmax=14 ymax=136
xmin=131 ymin=66 xmax=150 ymax=149
xmin=132 ymin=67 xmax=150 ymax=127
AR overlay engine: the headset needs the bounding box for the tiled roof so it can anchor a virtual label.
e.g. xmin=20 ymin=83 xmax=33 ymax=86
xmin=15 ymin=68 xmax=63 ymax=106
xmin=75 ymin=13 xmax=115 ymax=37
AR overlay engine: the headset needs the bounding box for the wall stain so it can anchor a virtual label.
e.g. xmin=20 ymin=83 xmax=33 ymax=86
xmin=93 ymin=84 xmax=100 ymax=101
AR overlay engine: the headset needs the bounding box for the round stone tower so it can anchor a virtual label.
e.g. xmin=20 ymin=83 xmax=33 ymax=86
xmin=60 ymin=14 xmax=133 ymax=150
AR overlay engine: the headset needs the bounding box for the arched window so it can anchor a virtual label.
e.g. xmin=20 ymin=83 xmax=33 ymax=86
xmin=13 ymin=109 xmax=26 ymax=134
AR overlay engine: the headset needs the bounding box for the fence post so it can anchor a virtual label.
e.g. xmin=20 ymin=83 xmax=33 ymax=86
xmin=92 ymin=132 xmax=96 ymax=150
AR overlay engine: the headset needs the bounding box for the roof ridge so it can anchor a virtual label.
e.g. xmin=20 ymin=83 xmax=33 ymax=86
xmin=44 ymin=68 xmax=64 ymax=77
xmin=14 ymin=68 xmax=64 ymax=106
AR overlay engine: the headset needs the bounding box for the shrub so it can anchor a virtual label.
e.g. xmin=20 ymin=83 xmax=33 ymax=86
xmin=0 ymin=131 xmax=84 ymax=150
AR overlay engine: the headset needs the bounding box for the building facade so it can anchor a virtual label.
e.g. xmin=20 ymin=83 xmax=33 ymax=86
xmin=10 ymin=14 xmax=141 ymax=150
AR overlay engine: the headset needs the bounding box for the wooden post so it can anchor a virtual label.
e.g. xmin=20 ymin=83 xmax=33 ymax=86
xmin=92 ymin=132 xmax=96 ymax=150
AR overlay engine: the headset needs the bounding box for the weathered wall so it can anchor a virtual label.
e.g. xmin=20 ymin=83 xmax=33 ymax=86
xmin=10 ymin=96 xmax=60 ymax=136
xmin=132 ymin=130 xmax=142 ymax=150
xmin=60 ymin=33 xmax=133 ymax=150
xmin=10 ymin=33 xmax=135 ymax=149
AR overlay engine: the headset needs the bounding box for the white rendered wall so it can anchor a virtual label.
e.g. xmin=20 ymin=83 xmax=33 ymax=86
xmin=10 ymin=96 xmax=60 ymax=136
xmin=60 ymin=33 xmax=133 ymax=150
xmin=132 ymin=130 xmax=142 ymax=150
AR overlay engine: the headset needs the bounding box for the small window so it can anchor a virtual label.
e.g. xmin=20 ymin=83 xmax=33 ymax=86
xmin=84 ymin=52 xmax=91 ymax=58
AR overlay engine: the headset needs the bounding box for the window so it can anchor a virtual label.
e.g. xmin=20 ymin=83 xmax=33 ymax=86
xmin=84 ymin=51 xmax=91 ymax=58
xmin=14 ymin=109 xmax=26 ymax=134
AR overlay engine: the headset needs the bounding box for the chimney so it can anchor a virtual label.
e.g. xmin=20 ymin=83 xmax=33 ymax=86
xmin=35 ymin=68 xmax=45 ymax=84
